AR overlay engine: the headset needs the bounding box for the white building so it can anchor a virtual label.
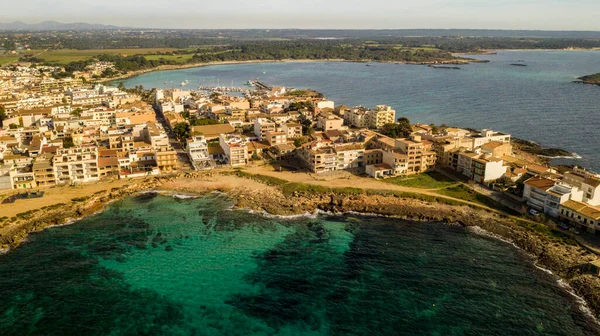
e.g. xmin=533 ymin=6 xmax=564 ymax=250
xmin=187 ymin=136 xmax=213 ymax=170
xmin=53 ymin=146 xmax=99 ymax=184
xmin=470 ymin=129 xmax=511 ymax=148
xmin=314 ymin=100 xmax=335 ymax=110
xmin=523 ymin=177 xmax=582 ymax=218
xmin=219 ymin=134 xmax=248 ymax=167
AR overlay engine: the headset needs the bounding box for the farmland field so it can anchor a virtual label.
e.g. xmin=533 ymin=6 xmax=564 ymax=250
xmin=35 ymin=48 xmax=180 ymax=64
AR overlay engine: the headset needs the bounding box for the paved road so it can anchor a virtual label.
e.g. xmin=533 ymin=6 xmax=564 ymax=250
xmin=153 ymin=106 xmax=193 ymax=171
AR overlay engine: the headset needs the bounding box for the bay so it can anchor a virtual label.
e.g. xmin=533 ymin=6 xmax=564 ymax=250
xmin=0 ymin=193 xmax=597 ymax=335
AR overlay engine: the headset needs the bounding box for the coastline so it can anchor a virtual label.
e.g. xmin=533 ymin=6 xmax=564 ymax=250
xmin=101 ymin=59 xmax=355 ymax=83
xmin=99 ymin=57 xmax=480 ymax=84
xmin=2 ymin=171 xmax=599 ymax=321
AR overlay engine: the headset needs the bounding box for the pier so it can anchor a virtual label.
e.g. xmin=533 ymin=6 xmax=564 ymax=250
xmin=253 ymin=81 xmax=273 ymax=90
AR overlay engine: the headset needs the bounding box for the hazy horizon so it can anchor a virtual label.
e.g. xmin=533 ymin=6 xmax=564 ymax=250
xmin=1 ymin=0 xmax=599 ymax=31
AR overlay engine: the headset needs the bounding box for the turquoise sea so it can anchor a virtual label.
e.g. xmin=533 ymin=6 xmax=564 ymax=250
xmin=118 ymin=50 xmax=600 ymax=171
xmin=0 ymin=193 xmax=598 ymax=335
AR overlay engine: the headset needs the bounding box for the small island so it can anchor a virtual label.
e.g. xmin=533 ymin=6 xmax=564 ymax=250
xmin=577 ymin=73 xmax=600 ymax=86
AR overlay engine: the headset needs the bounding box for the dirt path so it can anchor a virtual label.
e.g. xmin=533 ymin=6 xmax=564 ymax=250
xmin=243 ymin=166 xmax=497 ymax=209
xmin=242 ymin=165 xmax=554 ymax=229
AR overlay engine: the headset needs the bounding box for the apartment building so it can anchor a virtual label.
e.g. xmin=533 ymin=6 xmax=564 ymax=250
xmin=335 ymin=144 xmax=365 ymax=170
xmin=282 ymin=123 xmax=303 ymax=139
xmin=523 ymin=177 xmax=581 ymax=217
xmin=254 ymin=118 xmax=276 ymax=141
xmin=393 ymin=135 xmax=437 ymax=175
xmin=343 ymin=105 xmax=395 ymax=129
xmin=314 ymin=100 xmax=335 ymax=110
xmin=381 ymin=150 xmax=408 ymax=176
xmin=187 ymin=136 xmax=213 ymax=170
xmin=316 ymin=113 xmax=344 ymax=131
xmin=364 ymin=149 xmax=384 ymax=166
xmin=219 ymin=134 xmax=248 ymax=167
xmin=155 ymin=150 xmax=178 ymax=172
xmin=471 ymin=156 xmax=505 ymax=183
xmin=297 ymin=145 xmax=338 ymax=174
xmin=53 ymin=146 xmax=99 ymax=184
xmin=481 ymin=141 xmax=513 ymax=158
xmin=470 ymin=129 xmax=511 ymax=148
xmin=366 ymin=105 xmax=395 ymax=129
xmin=98 ymin=149 xmax=120 ymax=179
xmin=563 ymin=167 xmax=600 ymax=206
xmin=10 ymin=165 xmax=36 ymax=189
xmin=559 ymin=200 xmax=600 ymax=234
xmin=265 ymin=131 xmax=287 ymax=146
xmin=32 ymin=153 xmax=56 ymax=187
xmin=343 ymin=107 xmax=368 ymax=128
xmin=34 ymin=78 xmax=83 ymax=93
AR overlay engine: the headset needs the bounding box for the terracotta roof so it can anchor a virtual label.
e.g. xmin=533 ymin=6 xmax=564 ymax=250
xmin=98 ymin=157 xmax=119 ymax=168
xmin=191 ymin=124 xmax=235 ymax=138
xmin=370 ymin=163 xmax=393 ymax=171
xmin=275 ymin=143 xmax=295 ymax=152
xmin=41 ymin=146 xmax=59 ymax=154
xmin=524 ymin=177 xmax=556 ymax=190
xmin=584 ymin=177 xmax=600 ymax=188
xmin=481 ymin=141 xmax=505 ymax=150
xmin=561 ymin=200 xmax=600 ymax=220
xmin=527 ymin=164 xmax=550 ymax=174
xmin=99 ymin=149 xmax=118 ymax=157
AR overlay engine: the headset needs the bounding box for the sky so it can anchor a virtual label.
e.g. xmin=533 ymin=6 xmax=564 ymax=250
xmin=1 ymin=0 xmax=599 ymax=30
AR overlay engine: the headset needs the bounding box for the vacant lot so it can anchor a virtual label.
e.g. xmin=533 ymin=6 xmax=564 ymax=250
xmin=385 ymin=172 xmax=457 ymax=189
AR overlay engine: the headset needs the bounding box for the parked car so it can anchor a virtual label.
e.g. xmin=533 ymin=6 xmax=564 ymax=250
xmin=557 ymin=222 xmax=570 ymax=230
xmin=528 ymin=209 xmax=541 ymax=216
xmin=571 ymin=227 xmax=581 ymax=235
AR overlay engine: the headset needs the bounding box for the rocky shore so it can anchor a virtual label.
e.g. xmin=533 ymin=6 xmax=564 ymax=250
xmin=0 ymin=178 xmax=164 ymax=250
xmin=575 ymin=73 xmax=600 ymax=86
xmin=2 ymin=171 xmax=600 ymax=320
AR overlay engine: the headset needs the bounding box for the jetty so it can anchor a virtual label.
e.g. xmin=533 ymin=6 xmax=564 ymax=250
xmin=429 ymin=65 xmax=461 ymax=70
xmin=253 ymin=81 xmax=273 ymax=90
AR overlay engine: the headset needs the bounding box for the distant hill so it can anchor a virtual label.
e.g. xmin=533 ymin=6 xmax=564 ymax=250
xmin=0 ymin=21 xmax=126 ymax=31
xmin=1 ymin=24 xmax=599 ymax=38
xmin=241 ymin=29 xmax=600 ymax=39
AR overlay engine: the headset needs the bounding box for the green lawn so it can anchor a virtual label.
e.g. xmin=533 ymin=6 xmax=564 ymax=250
xmin=437 ymin=185 xmax=482 ymax=204
xmin=0 ymin=57 xmax=18 ymax=65
xmin=385 ymin=172 xmax=457 ymax=189
xmin=436 ymin=185 xmax=521 ymax=215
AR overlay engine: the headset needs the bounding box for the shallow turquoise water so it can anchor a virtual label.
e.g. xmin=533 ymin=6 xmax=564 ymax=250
xmin=118 ymin=51 xmax=600 ymax=171
xmin=0 ymin=193 xmax=597 ymax=335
